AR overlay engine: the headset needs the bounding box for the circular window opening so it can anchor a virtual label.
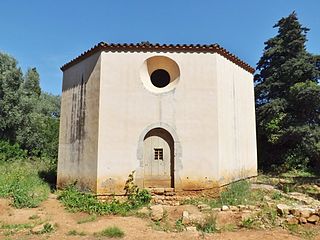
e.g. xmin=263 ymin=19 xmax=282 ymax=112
xmin=140 ymin=56 xmax=180 ymax=94
xmin=150 ymin=69 xmax=171 ymax=88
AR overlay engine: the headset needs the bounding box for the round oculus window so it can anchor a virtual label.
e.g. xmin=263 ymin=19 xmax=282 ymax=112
xmin=150 ymin=69 xmax=171 ymax=88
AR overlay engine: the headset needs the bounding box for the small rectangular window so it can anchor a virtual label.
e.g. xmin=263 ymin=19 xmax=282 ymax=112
xmin=154 ymin=148 xmax=163 ymax=160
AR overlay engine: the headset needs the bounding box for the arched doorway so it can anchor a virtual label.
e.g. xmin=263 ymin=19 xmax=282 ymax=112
xmin=143 ymin=128 xmax=174 ymax=188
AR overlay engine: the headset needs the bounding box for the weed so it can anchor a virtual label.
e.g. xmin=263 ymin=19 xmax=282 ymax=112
xmin=220 ymin=180 xmax=251 ymax=206
xmin=241 ymin=218 xmax=255 ymax=229
xmin=58 ymin=185 xmax=130 ymax=215
xmin=94 ymin=226 xmax=124 ymax=238
xmin=59 ymin=172 xmax=151 ymax=215
xmin=282 ymin=184 xmax=293 ymax=193
xmin=0 ymin=222 xmax=34 ymax=236
xmin=3 ymin=230 xmax=15 ymax=236
xmin=77 ymin=214 xmax=97 ymax=224
xmin=150 ymin=220 xmax=172 ymax=232
xmin=38 ymin=223 xmax=55 ymax=234
xmin=280 ymin=169 xmax=316 ymax=178
xmin=175 ymin=218 xmax=185 ymax=232
xmin=124 ymin=171 xmax=152 ymax=207
xmin=271 ymin=191 xmax=282 ymax=200
xmin=196 ymin=214 xmax=217 ymax=233
xmin=134 ymin=211 xmax=149 ymax=219
xmin=182 ymin=180 xmax=258 ymax=209
xmin=0 ymin=223 xmax=33 ymax=230
xmin=0 ymin=161 xmax=51 ymax=208
xmin=29 ymin=214 xmax=40 ymax=220
xmin=301 ymin=228 xmax=319 ymax=240
xmin=67 ymin=229 xmax=86 ymax=236
xmin=220 ymin=223 xmax=237 ymax=232
xmin=284 ymin=223 xmax=319 ymax=240
xmin=286 ymin=223 xmax=300 ymax=234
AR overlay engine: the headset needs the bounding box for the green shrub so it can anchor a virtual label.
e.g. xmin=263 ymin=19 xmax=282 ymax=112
xmin=124 ymin=171 xmax=152 ymax=207
xmin=59 ymin=172 xmax=151 ymax=215
xmin=131 ymin=189 xmax=152 ymax=206
xmin=0 ymin=140 xmax=27 ymax=162
xmin=0 ymin=161 xmax=50 ymax=208
xmin=94 ymin=226 xmax=124 ymax=238
xmin=59 ymin=185 xmax=150 ymax=215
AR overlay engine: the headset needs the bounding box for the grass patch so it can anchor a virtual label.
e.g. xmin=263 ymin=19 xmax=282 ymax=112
xmin=285 ymin=223 xmax=320 ymax=240
xmin=182 ymin=179 xmax=299 ymax=210
xmin=280 ymin=169 xmax=316 ymax=178
xmin=77 ymin=214 xmax=97 ymax=224
xmin=219 ymin=180 xmax=251 ymax=206
xmin=196 ymin=214 xmax=217 ymax=233
xmin=219 ymin=223 xmax=237 ymax=232
xmin=94 ymin=226 xmax=124 ymax=238
xmin=67 ymin=229 xmax=86 ymax=236
xmin=0 ymin=222 xmax=34 ymax=236
xmin=0 ymin=222 xmax=34 ymax=230
xmin=183 ymin=180 xmax=265 ymax=208
xmin=0 ymin=160 xmax=52 ymax=208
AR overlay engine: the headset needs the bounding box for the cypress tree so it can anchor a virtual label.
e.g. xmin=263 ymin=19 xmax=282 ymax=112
xmin=254 ymin=12 xmax=320 ymax=170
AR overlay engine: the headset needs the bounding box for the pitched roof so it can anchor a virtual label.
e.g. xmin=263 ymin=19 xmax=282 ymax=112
xmin=61 ymin=42 xmax=255 ymax=73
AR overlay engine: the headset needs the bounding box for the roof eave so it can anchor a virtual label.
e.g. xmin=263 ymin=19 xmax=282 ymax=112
xmin=60 ymin=42 xmax=255 ymax=74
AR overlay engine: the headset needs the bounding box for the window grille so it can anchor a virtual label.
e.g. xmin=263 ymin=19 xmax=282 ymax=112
xmin=154 ymin=148 xmax=163 ymax=160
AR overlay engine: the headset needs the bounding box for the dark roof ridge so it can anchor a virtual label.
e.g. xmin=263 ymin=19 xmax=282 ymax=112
xmin=61 ymin=42 xmax=255 ymax=73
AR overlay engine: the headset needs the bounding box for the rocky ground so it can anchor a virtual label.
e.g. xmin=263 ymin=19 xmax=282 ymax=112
xmin=1 ymin=179 xmax=320 ymax=240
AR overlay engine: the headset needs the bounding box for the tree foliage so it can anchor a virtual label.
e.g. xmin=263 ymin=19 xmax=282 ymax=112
xmin=0 ymin=52 xmax=60 ymax=160
xmin=255 ymin=12 xmax=320 ymax=171
xmin=0 ymin=53 xmax=24 ymax=141
xmin=23 ymin=67 xmax=41 ymax=97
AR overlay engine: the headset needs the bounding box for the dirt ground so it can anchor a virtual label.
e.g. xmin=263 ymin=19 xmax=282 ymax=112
xmin=0 ymin=195 xmax=318 ymax=240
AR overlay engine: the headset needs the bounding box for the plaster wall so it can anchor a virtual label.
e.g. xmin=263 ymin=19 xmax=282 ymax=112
xmin=97 ymin=51 xmax=220 ymax=194
xmin=216 ymin=54 xmax=257 ymax=185
xmin=57 ymin=50 xmax=257 ymax=195
xmin=57 ymin=52 xmax=101 ymax=191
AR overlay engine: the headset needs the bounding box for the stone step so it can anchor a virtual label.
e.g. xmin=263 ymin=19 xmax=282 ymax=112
xmin=151 ymin=195 xmax=180 ymax=206
xmin=147 ymin=187 xmax=176 ymax=196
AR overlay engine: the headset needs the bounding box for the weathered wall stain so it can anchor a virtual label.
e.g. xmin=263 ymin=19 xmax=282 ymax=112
xmin=69 ymin=75 xmax=87 ymax=164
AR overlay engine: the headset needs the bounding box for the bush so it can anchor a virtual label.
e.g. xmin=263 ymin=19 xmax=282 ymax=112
xmin=0 ymin=160 xmax=51 ymax=208
xmin=0 ymin=140 xmax=27 ymax=162
xmin=58 ymin=184 xmax=151 ymax=215
xmin=59 ymin=171 xmax=151 ymax=215
xmin=124 ymin=171 xmax=152 ymax=207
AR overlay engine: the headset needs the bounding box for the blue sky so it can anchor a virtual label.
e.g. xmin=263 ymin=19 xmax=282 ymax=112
xmin=1 ymin=0 xmax=319 ymax=95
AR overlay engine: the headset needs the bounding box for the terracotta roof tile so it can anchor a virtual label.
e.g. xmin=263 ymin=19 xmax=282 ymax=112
xmin=61 ymin=42 xmax=255 ymax=73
